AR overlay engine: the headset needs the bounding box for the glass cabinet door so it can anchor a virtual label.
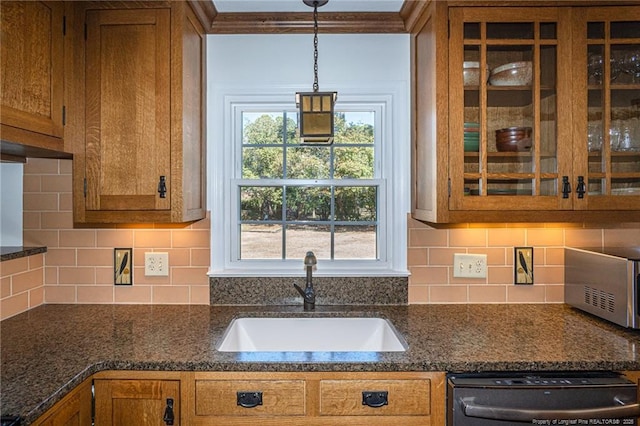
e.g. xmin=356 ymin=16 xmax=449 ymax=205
xmin=449 ymin=8 xmax=572 ymax=211
xmin=576 ymin=7 xmax=640 ymax=210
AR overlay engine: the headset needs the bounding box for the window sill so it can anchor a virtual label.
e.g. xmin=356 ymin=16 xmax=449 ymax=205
xmin=207 ymin=267 xmax=410 ymax=278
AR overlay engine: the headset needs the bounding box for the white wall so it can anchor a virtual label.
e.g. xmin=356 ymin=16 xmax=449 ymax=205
xmin=207 ymin=34 xmax=410 ymax=89
xmin=0 ymin=162 xmax=23 ymax=246
xmin=206 ymin=34 xmax=411 ymax=275
xmin=206 ymin=33 xmax=411 ymax=213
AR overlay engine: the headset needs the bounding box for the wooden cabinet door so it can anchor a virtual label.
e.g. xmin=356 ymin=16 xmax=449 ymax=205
xmin=0 ymin=1 xmax=64 ymax=147
xmin=84 ymin=8 xmax=171 ymax=213
xmin=33 ymin=378 xmax=92 ymax=426
xmin=448 ymin=7 xmax=574 ymax=213
xmin=571 ymin=6 xmax=640 ymax=212
xmin=94 ymin=379 xmax=180 ymax=426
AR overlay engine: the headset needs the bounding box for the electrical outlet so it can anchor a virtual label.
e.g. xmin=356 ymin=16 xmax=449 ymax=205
xmin=144 ymin=252 xmax=169 ymax=276
xmin=453 ymin=253 xmax=487 ymax=278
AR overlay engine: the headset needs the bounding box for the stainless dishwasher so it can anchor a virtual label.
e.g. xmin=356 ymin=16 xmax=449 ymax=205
xmin=448 ymin=372 xmax=640 ymax=425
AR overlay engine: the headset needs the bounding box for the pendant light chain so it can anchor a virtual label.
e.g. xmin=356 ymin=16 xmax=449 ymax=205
xmin=313 ymin=1 xmax=319 ymax=92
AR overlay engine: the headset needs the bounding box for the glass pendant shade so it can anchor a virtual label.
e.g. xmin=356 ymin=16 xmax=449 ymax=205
xmin=296 ymin=91 xmax=337 ymax=145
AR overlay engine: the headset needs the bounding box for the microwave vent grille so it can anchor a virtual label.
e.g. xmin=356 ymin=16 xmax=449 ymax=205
xmin=584 ymin=285 xmax=615 ymax=313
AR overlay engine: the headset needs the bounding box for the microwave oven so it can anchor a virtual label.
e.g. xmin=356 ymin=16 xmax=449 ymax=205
xmin=565 ymin=247 xmax=640 ymax=328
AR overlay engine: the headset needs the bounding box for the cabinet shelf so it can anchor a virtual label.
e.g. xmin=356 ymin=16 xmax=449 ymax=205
xmin=464 ymin=87 xmax=556 ymax=106
xmin=591 ymin=83 xmax=640 ymax=90
xmin=589 ymin=172 xmax=640 ymax=180
xmin=464 ymin=172 xmax=558 ymax=179
xmin=464 ymin=152 xmax=558 ymax=160
xmin=588 ymin=151 xmax=640 ymax=158
xmin=586 ymin=172 xmax=640 ymax=178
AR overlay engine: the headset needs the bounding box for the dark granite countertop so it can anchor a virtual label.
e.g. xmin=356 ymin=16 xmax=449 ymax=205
xmin=2 ymin=303 xmax=640 ymax=423
xmin=0 ymin=246 xmax=46 ymax=262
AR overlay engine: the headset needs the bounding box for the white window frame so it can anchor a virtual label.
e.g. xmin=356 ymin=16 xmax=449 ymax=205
xmin=209 ymin=88 xmax=409 ymax=277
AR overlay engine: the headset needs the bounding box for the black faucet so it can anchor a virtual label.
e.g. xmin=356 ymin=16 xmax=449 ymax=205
xmin=293 ymin=251 xmax=317 ymax=311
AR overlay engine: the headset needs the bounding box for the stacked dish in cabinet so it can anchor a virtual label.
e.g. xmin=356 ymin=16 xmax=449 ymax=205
xmin=464 ymin=122 xmax=479 ymax=152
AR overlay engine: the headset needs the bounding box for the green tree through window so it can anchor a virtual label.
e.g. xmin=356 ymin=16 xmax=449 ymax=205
xmin=239 ymin=110 xmax=378 ymax=260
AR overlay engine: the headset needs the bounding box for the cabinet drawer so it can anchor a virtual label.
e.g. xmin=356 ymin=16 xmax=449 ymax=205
xmin=195 ymin=380 xmax=306 ymax=416
xmin=319 ymin=379 xmax=430 ymax=416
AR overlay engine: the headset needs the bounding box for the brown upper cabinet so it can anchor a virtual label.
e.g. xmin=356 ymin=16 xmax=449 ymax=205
xmin=410 ymin=2 xmax=640 ymax=223
xmin=0 ymin=1 xmax=70 ymax=158
xmin=69 ymin=1 xmax=209 ymax=224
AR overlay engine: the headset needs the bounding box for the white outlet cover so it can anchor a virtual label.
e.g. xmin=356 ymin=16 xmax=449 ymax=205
xmin=144 ymin=252 xmax=169 ymax=276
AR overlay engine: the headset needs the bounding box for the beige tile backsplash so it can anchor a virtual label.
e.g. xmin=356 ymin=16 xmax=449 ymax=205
xmin=0 ymin=254 xmax=45 ymax=320
xmin=17 ymin=158 xmax=210 ymax=310
xmin=407 ymin=217 xmax=640 ymax=304
xmin=1 ymin=157 xmax=639 ymax=320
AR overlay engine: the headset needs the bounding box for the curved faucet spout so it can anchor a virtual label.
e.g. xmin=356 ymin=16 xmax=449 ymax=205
xmin=304 ymin=251 xmax=317 ymax=268
xmin=294 ymin=251 xmax=317 ymax=311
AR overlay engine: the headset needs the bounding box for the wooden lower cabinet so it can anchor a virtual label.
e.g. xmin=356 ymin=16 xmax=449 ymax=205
xmin=93 ymin=372 xmax=181 ymax=426
xmin=31 ymin=378 xmax=92 ymax=426
xmin=623 ymin=371 xmax=640 ymax=384
xmin=185 ymin=371 xmax=446 ymax=426
xmin=35 ymin=371 xmax=445 ymax=426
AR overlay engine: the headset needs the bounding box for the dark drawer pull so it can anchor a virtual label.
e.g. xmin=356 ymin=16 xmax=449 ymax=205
xmin=362 ymin=391 xmax=388 ymax=408
xmin=237 ymin=391 xmax=263 ymax=408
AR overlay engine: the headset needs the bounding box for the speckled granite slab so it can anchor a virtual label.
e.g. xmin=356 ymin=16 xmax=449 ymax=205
xmin=0 ymin=246 xmax=46 ymax=262
xmin=210 ymin=276 xmax=408 ymax=305
xmin=3 ymin=304 xmax=640 ymax=424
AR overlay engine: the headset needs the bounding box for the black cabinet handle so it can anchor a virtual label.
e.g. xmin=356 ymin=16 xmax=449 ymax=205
xmin=561 ymin=176 xmax=571 ymax=199
xmin=158 ymin=175 xmax=167 ymax=198
xmin=163 ymin=398 xmax=174 ymax=425
xmin=237 ymin=391 xmax=263 ymax=408
xmin=576 ymin=176 xmax=586 ymax=199
xmin=362 ymin=391 xmax=388 ymax=408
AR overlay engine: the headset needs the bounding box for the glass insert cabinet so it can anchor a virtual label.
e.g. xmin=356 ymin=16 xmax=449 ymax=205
xmin=574 ymin=7 xmax=640 ymax=211
xmin=446 ymin=6 xmax=640 ymax=214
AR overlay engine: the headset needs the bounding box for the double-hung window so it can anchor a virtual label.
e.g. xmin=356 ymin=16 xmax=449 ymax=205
xmin=210 ymin=94 xmax=407 ymax=276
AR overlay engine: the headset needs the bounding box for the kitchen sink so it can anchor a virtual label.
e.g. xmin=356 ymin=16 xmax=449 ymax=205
xmin=215 ymin=317 xmax=407 ymax=352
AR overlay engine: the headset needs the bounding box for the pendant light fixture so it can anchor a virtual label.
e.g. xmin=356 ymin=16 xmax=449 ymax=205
xmin=296 ymin=0 xmax=337 ymax=145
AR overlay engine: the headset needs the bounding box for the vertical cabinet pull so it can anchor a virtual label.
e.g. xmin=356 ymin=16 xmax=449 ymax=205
xmin=561 ymin=176 xmax=571 ymax=199
xmin=163 ymin=398 xmax=174 ymax=425
xmin=158 ymin=176 xmax=167 ymax=198
xmin=576 ymin=176 xmax=586 ymax=199
xmin=362 ymin=391 xmax=389 ymax=408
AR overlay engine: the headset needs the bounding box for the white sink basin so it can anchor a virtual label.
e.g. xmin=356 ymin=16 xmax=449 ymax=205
xmin=216 ymin=317 xmax=407 ymax=352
